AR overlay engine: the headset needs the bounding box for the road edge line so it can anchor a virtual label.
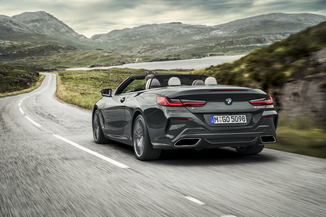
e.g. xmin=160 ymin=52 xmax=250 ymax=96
xmin=53 ymin=134 xmax=130 ymax=169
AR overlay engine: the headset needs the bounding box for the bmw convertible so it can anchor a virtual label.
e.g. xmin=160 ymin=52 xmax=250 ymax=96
xmin=92 ymin=73 xmax=278 ymax=160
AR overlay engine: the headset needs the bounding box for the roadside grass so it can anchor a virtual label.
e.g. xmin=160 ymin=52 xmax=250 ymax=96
xmin=269 ymin=118 xmax=326 ymax=158
xmin=55 ymin=68 xmax=190 ymax=110
xmin=0 ymin=74 xmax=45 ymax=98
xmin=55 ymin=68 xmax=326 ymax=158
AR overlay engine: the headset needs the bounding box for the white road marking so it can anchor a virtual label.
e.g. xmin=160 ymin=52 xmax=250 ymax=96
xmin=25 ymin=116 xmax=42 ymax=127
xmin=221 ymin=215 xmax=237 ymax=217
xmin=18 ymin=73 xmax=130 ymax=169
xmin=53 ymin=134 xmax=129 ymax=169
xmin=184 ymin=196 xmax=205 ymax=205
xmin=19 ymin=107 xmax=24 ymax=115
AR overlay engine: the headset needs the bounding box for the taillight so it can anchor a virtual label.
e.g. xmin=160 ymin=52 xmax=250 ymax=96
xmin=156 ymin=96 xmax=183 ymax=106
xmin=157 ymin=96 xmax=206 ymax=107
xmin=249 ymin=96 xmax=273 ymax=106
xmin=182 ymin=101 xmax=206 ymax=107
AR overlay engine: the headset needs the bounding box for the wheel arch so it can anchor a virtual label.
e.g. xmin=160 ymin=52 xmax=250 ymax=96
xmin=131 ymin=108 xmax=161 ymax=160
xmin=92 ymin=105 xmax=98 ymax=122
xmin=92 ymin=106 xmax=105 ymax=130
xmin=131 ymin=109 xmax=144 ymax=139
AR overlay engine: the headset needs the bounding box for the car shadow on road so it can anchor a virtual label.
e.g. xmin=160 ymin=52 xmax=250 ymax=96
xmin=105 ymin=141 xmax=278 ymax=166
xmin=153 ymin=148 xmax=278 ymax=166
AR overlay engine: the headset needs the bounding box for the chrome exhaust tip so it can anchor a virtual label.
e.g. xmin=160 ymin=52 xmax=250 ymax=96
xmin=260 ymin=135 xmax=276 ymax=143
xmin=174 ymin=138 xmax=201 ymax=146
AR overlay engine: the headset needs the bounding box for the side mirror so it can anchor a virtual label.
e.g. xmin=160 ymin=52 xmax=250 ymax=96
xmin=101 ymin=88 xmax=112 ymax=97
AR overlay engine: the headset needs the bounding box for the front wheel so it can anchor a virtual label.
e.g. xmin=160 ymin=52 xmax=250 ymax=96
xmin=93 ymin=110 xmax=109 ymax=144
xmin=133 ymin=115 xmax=161 ymax=161
xmin=236 ymin=145 xmax=264 ymax=155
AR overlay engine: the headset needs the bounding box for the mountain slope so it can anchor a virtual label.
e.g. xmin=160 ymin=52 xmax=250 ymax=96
xmin=217 ymin=13 xmax=326 ymax=34
xmin=1 ymin=11 xmax=326 ymax=60
xmin=0 ymin=11 xmax=93 ymax=58
xmin=91 ymin=13 xmax=326 ymax=57
xmin=0 ymin=15 xmax=34 ymax=37
xmin=12 ymin=11 xmax=88 ymax=41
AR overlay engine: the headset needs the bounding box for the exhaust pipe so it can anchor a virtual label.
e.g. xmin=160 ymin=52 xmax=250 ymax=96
xmin=260 ymin=135 xmax=276 ymax=143
xmin=175 ymin=138 xmax=201 ymax=146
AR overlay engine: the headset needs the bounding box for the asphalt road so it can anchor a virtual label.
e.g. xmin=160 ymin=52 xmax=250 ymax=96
xmin=1 ymin=73 xmax=325 ymax=217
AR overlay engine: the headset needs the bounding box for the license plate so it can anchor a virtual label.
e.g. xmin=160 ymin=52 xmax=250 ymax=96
xmin=210 ymin=115 xmax=247 ymax=124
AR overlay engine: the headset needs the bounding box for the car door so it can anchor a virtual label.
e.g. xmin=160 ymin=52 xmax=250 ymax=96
xmin=102 ymin=92 xmax=129 ymax=138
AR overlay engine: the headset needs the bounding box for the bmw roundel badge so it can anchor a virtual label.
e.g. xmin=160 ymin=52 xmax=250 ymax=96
xmin=225 ymin=98 xmax=233 ymax=105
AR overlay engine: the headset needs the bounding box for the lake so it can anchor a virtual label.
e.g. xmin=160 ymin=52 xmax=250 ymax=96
xmin=67 ymin=55 xmax=244 ymax=71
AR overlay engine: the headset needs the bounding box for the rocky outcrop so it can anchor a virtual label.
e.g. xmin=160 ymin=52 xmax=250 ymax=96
xmin=274 ymin=48 xmax=326 ymax=125
xmin=277 ymin=74 xmax=326 ymax=125
xmin=311 ymin=48 xmax=326 ymax=67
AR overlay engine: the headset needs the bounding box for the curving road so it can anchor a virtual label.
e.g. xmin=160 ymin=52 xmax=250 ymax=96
xmin=1 ymin=73 xmax=325 ymax=217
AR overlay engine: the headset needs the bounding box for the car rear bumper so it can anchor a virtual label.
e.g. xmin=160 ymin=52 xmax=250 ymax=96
xmin=151 ymin=126 xmax=276 ymax=149
xmin=145 ymin=106 xmax=278 ymax=150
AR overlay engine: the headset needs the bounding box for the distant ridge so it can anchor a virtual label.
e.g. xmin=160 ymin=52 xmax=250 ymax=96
xmin=0 ymin=11 xmax=326 ymax=59
xmin=90 ymin=13 xmax=326 ymax=57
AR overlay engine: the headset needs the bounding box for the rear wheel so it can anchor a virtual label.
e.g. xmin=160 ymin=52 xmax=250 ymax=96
xmin=93 ymin=110 xmax=109 ymax=144
xmin=236 ymin=145 xmax=264 ymax=155
xmin=133 ymin=114 xmax=161 ymax=161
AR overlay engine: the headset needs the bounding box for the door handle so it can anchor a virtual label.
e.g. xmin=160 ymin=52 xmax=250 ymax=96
xmin=120 ymin=97 xmax=125 ymax=103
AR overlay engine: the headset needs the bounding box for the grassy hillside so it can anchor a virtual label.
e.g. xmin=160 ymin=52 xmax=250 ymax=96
xmin=0 ymin=65 xmax=44 ymax=96
xmin=194 ymin=21 xmax=326 ymax=92
xmin=0 ymin=50 xmax=152 ymax=69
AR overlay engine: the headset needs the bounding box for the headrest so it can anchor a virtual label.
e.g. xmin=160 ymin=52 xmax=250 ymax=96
xmin=168 ymin=77 xmax=181 ymax=86
xmin=205 ymin=77 xmax=217 ymax=86
xmin=192 ymin=79 xmax=205 ymax=86
xmin=146 ymin=78 xmax=161 ymax=89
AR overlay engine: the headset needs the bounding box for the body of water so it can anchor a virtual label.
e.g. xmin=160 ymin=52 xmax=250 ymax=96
xmin=67 ymin=55 xmax=244 ymax=71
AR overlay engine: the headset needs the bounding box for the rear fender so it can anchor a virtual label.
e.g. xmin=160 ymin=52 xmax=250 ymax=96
xmin=93 ymin=107 xmax=106 ymax=130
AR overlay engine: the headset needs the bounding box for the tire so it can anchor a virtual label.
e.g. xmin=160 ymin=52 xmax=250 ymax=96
xmin=93 ymin=110 xmax=109 ymax=144
xmin=236 ymin=145 xmax=264 ymax=155
xmin=133 ymin=114 xmax=161 ymax=161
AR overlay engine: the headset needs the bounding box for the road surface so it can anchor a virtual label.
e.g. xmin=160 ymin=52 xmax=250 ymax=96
xmin=1 ymin=73 xmax=325 ymax=217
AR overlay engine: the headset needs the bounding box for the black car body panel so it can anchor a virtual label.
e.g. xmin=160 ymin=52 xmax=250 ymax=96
xmin=93 ymin=73 xmax=278 ymax=157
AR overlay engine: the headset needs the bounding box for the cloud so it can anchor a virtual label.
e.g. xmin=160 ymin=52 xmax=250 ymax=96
xmin=1 ymin=0 xmax=325 ymax=38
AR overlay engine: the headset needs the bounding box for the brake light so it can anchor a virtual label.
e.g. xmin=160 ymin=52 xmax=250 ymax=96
xmin=249 ymin=96 xmax=273 ymax=106
xmin=264 ymin=116 xmax=274 ymax=119
xmin=182 ymin=101 xmax=206 ymax=107
xmin=157 ymin=96 xmax=206 ymax=107
xmin=156 ymin=96 xmax=182 ymax=106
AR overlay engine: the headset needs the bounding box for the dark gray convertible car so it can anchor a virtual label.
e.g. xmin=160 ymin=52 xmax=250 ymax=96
xmin=92 ymin=73 xmax=278 ymax=160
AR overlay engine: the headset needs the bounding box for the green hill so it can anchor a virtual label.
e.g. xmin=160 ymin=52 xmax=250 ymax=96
xmin=194 ymin=21 xmax=326 ymax=92
xmin=0 ymin=65 xmax=44 ymax=95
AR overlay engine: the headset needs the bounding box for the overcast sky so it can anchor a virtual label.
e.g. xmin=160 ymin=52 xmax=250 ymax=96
xmin=1 ymin=0 xmax=326 ymax=38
